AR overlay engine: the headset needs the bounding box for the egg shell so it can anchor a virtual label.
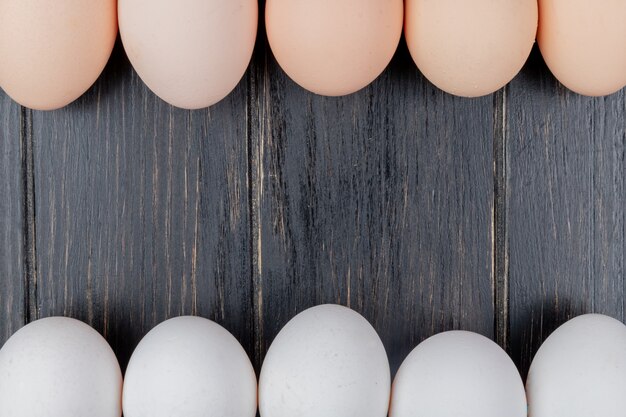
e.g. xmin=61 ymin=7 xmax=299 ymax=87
xmin=0 ymin=0 xmax=117 ymax=110
xmin=122 ymin=316 xmax=257 ymax=417
xmin=404 ymin=0 xmax=537 ymax=97
xmin=390 ymin=331 xmax=526 ymax=417
xmin=537 ymin=0 xmax=626 ymax=96
xmin=259 ymin=304 xmax=391 ymax=417
xmin=266 ymin=0 xmax=404 ymax=96
xmin=0 ymin=317 xmax=123 ymax=417
xmin=526 ymin=314 xmax=626 ymax=417
xmin=118 ymin=0 xmax=258 ymax=109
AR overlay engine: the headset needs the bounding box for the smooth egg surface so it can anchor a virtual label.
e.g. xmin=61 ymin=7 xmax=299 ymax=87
xmin=259 ymin=304 xmax=391 ymax=417
xmin=526 ymin=314 xmax=626 ymax=417
xmin=266 ymin=0 xmax=403 ymax=96
xmin=118 ymin=0 xmax=257 ymax=109
xmin=405 ymin=0 xmax=537 ymax=97
xmin=122 ymin=316 xmax=257 ymax=417
xmin=538 ymin=0 xmax=626 ymax=96
xmin=0 ymin=317 xmax=123 ymax=417
xmin=0 ymin=0 xmax=117 ymax=110
xmin=390 ymin=331 xmax=526 ymax=417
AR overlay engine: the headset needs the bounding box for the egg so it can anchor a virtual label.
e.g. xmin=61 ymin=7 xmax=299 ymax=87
xmin=265 ymin=0 xmax=403 ymax=96
xmin=123 ymin=316 xmax=257 ymax=417
xmin=526 ymin=314 xmax=626 ymax=417
xmin=404 ymin=0 xmax=537 ymax=97
xmin=259 ymin=304 xmax=390 ymax=417
xmin=0 ymin=0 xmax=117 ymax=110
xmin=118 ymin=0 xmax=257 ymax=109
xmin=537 ymin=0 xmax=626 ymax=96
xmin=390 ymin=331 xmax=526 ymax=417
xmin=0 ymin=317 xmax=122 ymax=417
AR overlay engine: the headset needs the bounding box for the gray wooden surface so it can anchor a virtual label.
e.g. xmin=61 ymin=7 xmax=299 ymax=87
xmin=29 ymin=44 xmax=254 ymax=368
xmin=0 ymin=93 xmax=24 ymax=342
xmin=507 ymin=51 xmax=625 ymax=376
xmin=1 ymin=30 xmax=624 ymax=382
xmin=254 ymin=45 xmax=495 ymax=373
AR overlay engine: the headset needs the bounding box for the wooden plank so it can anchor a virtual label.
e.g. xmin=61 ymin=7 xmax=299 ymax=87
xmin=254 ymin=43 xmax=496 ymax=373
xmin=31 ymin=44 xmax=254 ymax=368
xmin=507 ymin=48 xmax=626 ymax=377
xmin=0 ymin=93 xmax=25 ymax=345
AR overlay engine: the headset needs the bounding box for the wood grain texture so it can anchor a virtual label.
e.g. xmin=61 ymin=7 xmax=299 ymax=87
xmin=31 ymin=43 xmax=254 ymax=368
xmin=1 ymin=31 xmax=624 ymax=391
xmin=253 ymin=42 xmax=496 ymax=373
xmin=507 ymin=48 xmax=626 ymax=378
xmin=0 ymin=93 xmax=25 ymax=345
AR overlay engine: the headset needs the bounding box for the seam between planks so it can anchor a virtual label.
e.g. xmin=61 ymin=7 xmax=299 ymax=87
xmin=20 ymin=107 xmax=38 ymax=323
xmin=247 ymin=70 xmax=262 ymax=372
xmin=493 ymin=87 xmax=510 ymax=352
xmin=248 ymin=19 xmax=268 ymax=372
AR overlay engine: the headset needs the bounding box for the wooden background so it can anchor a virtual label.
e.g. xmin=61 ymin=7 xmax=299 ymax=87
xmin=1 ymin=22 xmax=624 ymax=382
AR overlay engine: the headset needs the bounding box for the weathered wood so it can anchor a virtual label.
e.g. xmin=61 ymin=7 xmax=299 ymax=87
xmin=1 ymin=32 xmax=623 ymax=387
xmin=507 ymin=48 xmax=626 ymax=378
xmin=0 ymin=93 xmax=25 ymax=345
xmin=254 ymin=42 xmax=496 ymax=373
xmin=31 ymin=43 xmax=254 ymax=368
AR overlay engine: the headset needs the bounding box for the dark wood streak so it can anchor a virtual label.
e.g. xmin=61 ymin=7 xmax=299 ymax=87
xmin=20 ymin=106 xmax=38 ymax=324
xmin=493 ymin=87 xmax=509 ymax=351
xmin=0 ymin=93 xmax=25 ymax=345
xmin=507 ymin=47 xmax=626 ymax=378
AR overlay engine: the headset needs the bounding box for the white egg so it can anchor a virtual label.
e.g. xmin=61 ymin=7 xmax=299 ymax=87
xmin=390 ymin=331 xmax=526 ymax=417
xmin=122 ymin=316 xmax=257 ymax=417
xmin=527 ymin=314 xmax=626 ymax=417
xmin=259 ymin=304 xmax=390 ymax=417
xmin=0 ymin=317 xmax=123 ymax=417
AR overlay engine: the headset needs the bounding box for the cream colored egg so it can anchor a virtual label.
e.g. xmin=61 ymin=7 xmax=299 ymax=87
xmin=259 ymin=304 xmax=391 ymax=417
xmin=266 ymin=0 xmax=404 ymax=96
xmin=527 ymin=314 xmax=626 ymax=417
xmin=390 ymin=331 xmax=526 ymax=417
xmin=0 ymin=317 xmax=123 ymax=417
xmin=123 ymin=316 xmax=257 ymax=417
xmin=538 ymin=0 xmax=626 ymax=96
xmin=118 ymin=0 xmax=258 ymax=109
xmin=405 ymin=0 xmax=537 ymax=97
xmin=0 ymin=0 xmax=117 ymax=110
